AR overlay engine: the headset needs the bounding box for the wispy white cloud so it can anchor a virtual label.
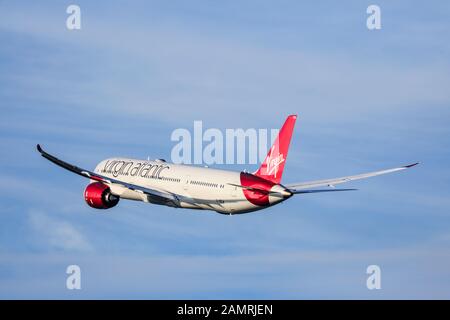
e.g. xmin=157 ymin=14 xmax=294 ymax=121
xmin=28 ymin=210 xmax=93 ymax=252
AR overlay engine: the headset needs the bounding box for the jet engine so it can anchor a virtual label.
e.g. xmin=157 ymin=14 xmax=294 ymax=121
xmin=84 ymin=182 xmax=119 ymax=209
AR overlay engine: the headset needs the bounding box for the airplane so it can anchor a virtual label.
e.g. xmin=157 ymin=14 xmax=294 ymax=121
xmin=37 ymin=115 xmax=418 ymax=215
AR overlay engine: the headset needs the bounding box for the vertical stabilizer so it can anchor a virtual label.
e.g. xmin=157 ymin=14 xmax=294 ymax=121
xmin=254 ymin=115 xmax=297 ymax=184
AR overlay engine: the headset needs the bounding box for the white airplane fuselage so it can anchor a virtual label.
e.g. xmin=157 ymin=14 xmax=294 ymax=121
xmin=93 ymin=158 xmax=292 ymax=214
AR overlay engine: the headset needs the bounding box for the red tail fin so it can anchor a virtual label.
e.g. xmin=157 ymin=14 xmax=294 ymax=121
xmin=254 ymin=115 xmax=297 ymax=184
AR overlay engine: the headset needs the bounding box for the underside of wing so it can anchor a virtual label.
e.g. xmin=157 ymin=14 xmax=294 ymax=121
xmin=36 ymin=144 xmax=178 ymax=203
xmin=286 ymin=163 xmax=418 ymax=192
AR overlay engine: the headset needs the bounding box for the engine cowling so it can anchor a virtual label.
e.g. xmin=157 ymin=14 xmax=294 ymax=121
xmin=84 ymin=182 xmax=119 ymax=209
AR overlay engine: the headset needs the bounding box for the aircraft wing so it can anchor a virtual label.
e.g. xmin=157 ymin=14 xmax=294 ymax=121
xmin=36 ymin=144 xmax=178 ymax=203
xmin=285 ymin=163 xmax=418 ymax=192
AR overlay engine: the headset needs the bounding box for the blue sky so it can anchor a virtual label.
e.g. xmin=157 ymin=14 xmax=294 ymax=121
xmin=0 ymin=0 xmax=449 ymax=299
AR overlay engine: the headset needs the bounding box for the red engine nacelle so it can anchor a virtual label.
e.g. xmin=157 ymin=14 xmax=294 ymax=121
xmin=84 ymin=182 xmax=119 ymax=209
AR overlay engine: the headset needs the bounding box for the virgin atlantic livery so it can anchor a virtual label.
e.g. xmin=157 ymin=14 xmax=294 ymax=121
xmin=37 ymin=115 xmax=418 ymax=214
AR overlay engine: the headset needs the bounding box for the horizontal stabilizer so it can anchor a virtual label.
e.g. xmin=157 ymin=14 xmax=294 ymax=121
xmin=227 ymin=183 xmax=281 ymax=195
xmin=286 ymin=163 xmax=418 ymax=190
xmin=289 ymin=188 xmax=357 ymax=194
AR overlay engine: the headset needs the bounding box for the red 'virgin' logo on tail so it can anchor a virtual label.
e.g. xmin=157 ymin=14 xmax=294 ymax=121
xmin=265 ymin=146 xmax=285 ymax=178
